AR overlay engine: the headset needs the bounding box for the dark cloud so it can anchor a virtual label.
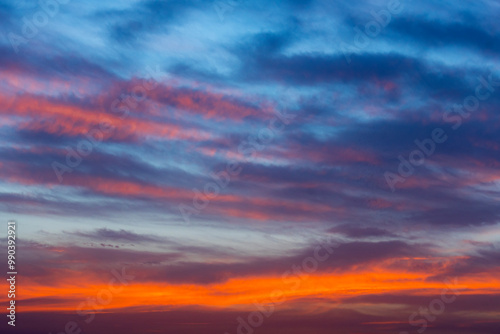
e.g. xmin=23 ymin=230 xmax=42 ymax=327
xmin=328 ymin=223 xmax=398 ymax=238
xmin=67 ymin=228 xmax=164 ymax=243
xmin=13 ymin=305 xmax=500 ymax=334
xmin=97 ymin=0 xmax=205 ymax=45
xmin=428 ymin=248 xmax=500 ymax=281
xmin=388 ymin=16 xmax=500 ymax=54
xmin=133 ymin=240 xmax=426 ymax=284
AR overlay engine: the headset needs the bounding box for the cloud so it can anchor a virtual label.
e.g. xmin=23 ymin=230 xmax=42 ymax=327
xmin=328 ymin=223 xmax=398 ymax=238
xmin=67 ymin=228 xmax=164 ymax=243
xmin=387 ymin=16 xmax=500 ymax=53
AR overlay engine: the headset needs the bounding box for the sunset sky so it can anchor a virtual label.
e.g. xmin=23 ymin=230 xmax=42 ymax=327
xmin=1 ymin=0 xmax=500 ymax=333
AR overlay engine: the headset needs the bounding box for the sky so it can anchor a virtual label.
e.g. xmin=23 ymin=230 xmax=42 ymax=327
xmin=0 ymin=0 xmax=500 ymax=333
